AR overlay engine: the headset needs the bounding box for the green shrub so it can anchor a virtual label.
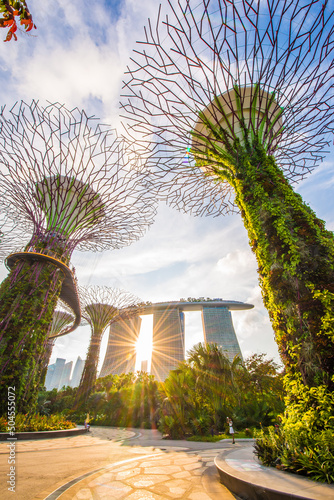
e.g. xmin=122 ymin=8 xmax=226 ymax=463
xmin=255 ymin=426 xmax=334 ymax=483
xmin=0 ymin=413 xmax=76 ymax=432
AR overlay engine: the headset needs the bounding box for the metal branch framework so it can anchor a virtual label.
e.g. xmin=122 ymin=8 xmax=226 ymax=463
xmin=76 ymin=286 xmax=142 ymax=403
xmin=0 ymin=212 xmax=28 ymax=264
xmin=121 ymin=0 xmax=334 ymax=216
xmin=0 ymin=100 xmax=157 ymax=254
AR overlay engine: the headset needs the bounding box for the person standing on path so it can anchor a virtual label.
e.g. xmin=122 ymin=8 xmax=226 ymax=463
xmin=227 ymin=417 xmax=235 ymax=444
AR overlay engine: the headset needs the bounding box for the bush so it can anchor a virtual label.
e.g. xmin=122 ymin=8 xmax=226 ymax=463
xmin=0 ymin=413 xmax=76 ymax=432
xmin=255 ymin=426 xmax=334 ymax=483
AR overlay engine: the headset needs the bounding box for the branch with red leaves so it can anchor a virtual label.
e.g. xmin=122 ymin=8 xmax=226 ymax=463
xmin=0 ymin=0 xmax=35 ymax=41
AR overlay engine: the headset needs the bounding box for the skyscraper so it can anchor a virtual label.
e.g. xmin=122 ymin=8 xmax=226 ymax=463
xmin=100 ymin=299 xmax=252 ymax=382
xmin=46 ymin=358 xmax=66 ymax=390
xmin=58 ymin=361 xmax=73 ymax=389
xmin=99 ymin=316 xmax=142 ymax=377
xmin=202 ymin=307 xmax=243 ymax=362
xmin=151 ymin=307 xmax=185 ymax=382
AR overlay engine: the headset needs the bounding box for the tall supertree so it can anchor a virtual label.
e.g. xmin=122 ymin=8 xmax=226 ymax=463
xmin=121 ymin=0 xmax=334 ymax=430
xmin=75 ymin=285 xmax=141 ymax=405
xmin=0 ymin=101 xmax=156 ymax=413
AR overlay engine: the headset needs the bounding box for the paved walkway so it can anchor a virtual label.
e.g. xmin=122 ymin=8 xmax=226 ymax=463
xmin=0 ymin=427 xmax=239 ymax=500
xmin=3 ymin=426 xmax=331 ymax=500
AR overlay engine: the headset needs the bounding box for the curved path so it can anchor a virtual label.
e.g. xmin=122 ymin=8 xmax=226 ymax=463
xmin=0 ymin=427 xmax=241 ymax=500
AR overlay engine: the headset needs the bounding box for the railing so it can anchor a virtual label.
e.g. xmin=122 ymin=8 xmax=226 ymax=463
xmin=8 ymin=247 xmax=75 ymax=274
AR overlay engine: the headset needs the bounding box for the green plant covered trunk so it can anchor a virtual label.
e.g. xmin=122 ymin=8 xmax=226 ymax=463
xmin=0 ymin=260 xmax=64 ymax=414
xmin=75 ymin=327 xmax=104 ymax=406
xmin=39 ymin=337 xmax=56 ymax=389
xmin=215 ymin=141 xmax=334 ymax=429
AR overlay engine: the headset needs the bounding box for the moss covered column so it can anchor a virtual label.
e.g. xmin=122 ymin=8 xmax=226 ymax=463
xmin=215 ymin=140 xmax=334 ymax=429
xmin=75 ymin=326 xmax=104 ymax=406
xmin=0 ymin=259 xmax=64 ymax=414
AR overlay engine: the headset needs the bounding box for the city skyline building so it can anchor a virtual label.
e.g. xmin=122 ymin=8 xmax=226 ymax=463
xmin=151 ymin=306 xmax=185 ymax=382
xmin=45 ymin=356 xmax=85 ymax=390
xmin=58 ymin=361 xmax=73 ymax=390
xmin=70 ymin=356 xmax=85 ymax=388
xmin=100 ymin=315 xmax=142 ymax=377
xmin=101 ymin=299 xmax=252 ymax=382
xmin=45 ymin=358 xmax=66 ymax=391
xmin=202 ymin=307 xmax=243 ymax=362
xmin=140 ymin=360 xmax=148 ymax=373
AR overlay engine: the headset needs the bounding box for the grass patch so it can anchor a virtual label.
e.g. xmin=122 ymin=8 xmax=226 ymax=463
xmin=187 ymin=430 xmax=254 ymax=442
xmin=187 ymin=434 xmax=228 ymax=442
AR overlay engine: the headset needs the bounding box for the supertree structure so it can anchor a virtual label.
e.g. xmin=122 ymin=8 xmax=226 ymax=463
xmin=39 ymin=302 xmax=75 ymax=388
xmin=76 ymin=285 xmax=141 ymax=404
xmin=0 ymin=101 xmax=156 ymax=413
xmin=121 ymin=0 xmax=334 ymax=431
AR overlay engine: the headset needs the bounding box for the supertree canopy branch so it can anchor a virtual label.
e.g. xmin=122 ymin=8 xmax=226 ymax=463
xmin=121 ymin=0 xmax=334 ymax=433
xmin=121 ymin=0 xmax=334 ymax=215
xmin=0 ymin=101 xmax=156 ymax=415
xmin=0 ymin=211 xmax=29 ymax=264
xmin=75 ymin=286 xmax=142 ymax=405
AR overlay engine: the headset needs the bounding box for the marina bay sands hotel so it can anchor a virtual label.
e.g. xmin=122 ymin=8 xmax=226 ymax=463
xmin=100 ymin=299 xmax=253 ymax=382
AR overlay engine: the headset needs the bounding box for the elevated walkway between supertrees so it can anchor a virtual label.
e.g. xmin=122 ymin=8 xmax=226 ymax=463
xmin=5 ymin=249 xmax=81 ymax=336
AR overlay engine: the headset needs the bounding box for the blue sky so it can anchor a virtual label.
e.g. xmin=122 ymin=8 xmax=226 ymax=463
xmin=0 ymin=0 xmax=333 ymax=374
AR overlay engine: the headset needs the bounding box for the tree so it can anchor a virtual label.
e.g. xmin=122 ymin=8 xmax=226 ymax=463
xmin=0 ymin=1 xmax=35 ymax=41
xmin=234 ymin=354 xmax=284 ymax=428
xmin=75 ymin=286 xmax=142 ymax=405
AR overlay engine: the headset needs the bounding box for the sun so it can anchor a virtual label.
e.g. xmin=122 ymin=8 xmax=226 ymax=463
xmin=135 ymin=315 xmax=153 ymax=371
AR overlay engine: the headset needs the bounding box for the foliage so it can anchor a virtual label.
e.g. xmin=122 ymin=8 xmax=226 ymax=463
xmin=0 ymin=413 xmax=75 ymax=432
xmin=37 ymin=386 xmax=77 ymax=416
xmin=0 ymin=0 xmax=35 ymax=41
xmin=255 ymin=426 xmax=334 ymax=483
xmin=195 ymin=112 xmax=334 ymax=432
xmin=233 ymin=354 xmax=285 ymax=428
xmin=158 ymin=344 xmax=284 ymax=439
xmin=0 ymin=260 xmax=63 ymax=415
xmin=187 ymin=434 xmax=228 ymax=442
xmin=37 ymin=349 xmax=283 ymax=442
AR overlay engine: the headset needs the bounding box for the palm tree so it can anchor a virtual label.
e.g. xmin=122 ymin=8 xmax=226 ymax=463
xmin=187 ymin=343 xmax=241 ymax=428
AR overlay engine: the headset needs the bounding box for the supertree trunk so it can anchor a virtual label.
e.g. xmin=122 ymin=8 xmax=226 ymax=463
xmin=206 ymin=135 xmax=334 ymax=427
xmin=75 ymin=327 xmax=104 ymax=406
xmin=0 ymin=260 xmax=63 ymax=414
xmin=75 ymin=286 xmax=142 ymax=406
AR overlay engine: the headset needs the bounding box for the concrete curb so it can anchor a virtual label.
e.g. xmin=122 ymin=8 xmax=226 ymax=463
xmin=215 ymin=444 xmax=334 ymax=500
xmin=0 ymin=427 xmax=88 ymax=441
